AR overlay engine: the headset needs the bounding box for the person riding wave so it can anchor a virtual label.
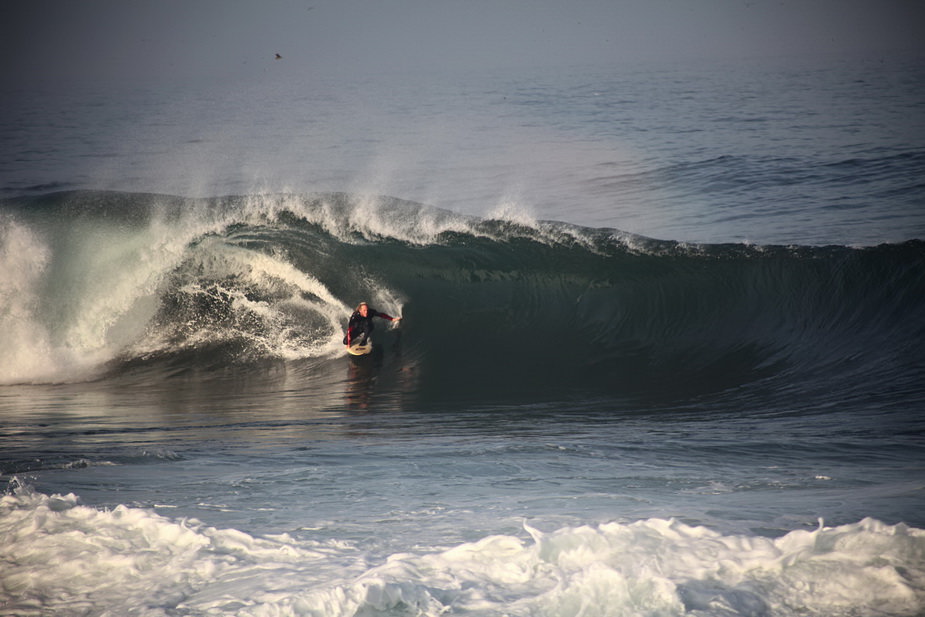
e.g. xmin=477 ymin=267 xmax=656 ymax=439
xmin=344 ymin=302 xmax=401 ymax=348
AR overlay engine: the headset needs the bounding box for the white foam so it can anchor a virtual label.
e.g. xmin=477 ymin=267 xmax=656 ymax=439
xmin=0 ymin=195 xmax=375 ymax=383
xmin=264 ymin=191 xmax=586 ymax=249
xmin=0 ymin=483 xmax=349 ymax=617
xmin=0 ymin=217 xmax=56 ymax=383
xmin=304 ymin=192 xmax=478 ymax=246
xmin=0 ymin=209 xmax=204 ymax=384
xmin=2 ymin=484 xmax=922 ymax=617
xmin=129 ymin=236 xmax=353 ymax=361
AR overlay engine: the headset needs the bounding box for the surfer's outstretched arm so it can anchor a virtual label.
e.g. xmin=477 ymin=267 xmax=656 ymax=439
xmin=371 ymin=310 xmax=400 ymax=323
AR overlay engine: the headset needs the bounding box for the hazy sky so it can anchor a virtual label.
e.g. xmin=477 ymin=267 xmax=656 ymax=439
xmin=4 ymin=0 xmax=923 ymax=85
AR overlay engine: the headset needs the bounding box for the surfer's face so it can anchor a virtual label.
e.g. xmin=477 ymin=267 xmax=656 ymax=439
xmin=359 ymin=305 xmax=368 ymax=317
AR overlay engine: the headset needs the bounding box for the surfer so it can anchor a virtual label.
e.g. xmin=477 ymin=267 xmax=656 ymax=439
xmin=344 ymin=302 xmax=401 ymax=348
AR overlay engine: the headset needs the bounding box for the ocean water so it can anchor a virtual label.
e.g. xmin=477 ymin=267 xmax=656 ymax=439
xmin=2 ymin=56 xmax=925 ymax=616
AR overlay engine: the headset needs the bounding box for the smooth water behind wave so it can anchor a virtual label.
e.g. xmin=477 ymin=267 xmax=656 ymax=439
xmin=4 ymin=58 xmax=924 ymax=246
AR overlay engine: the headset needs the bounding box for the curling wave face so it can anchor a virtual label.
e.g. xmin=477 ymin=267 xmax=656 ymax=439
xmin=1 ymin=190 xmax=923 ymax=408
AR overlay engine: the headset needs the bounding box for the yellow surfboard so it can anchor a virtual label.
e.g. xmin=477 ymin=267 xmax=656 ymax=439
xmin=346 ymin=339 xmax=373 ymax=356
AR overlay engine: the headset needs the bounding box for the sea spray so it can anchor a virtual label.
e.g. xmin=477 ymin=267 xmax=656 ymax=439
xmin=0 ymin=216 xmax=54 ymax=381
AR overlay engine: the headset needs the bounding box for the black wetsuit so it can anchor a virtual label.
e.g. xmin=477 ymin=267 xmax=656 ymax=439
xmin=344 ymin=308 xmax=395 ymax=346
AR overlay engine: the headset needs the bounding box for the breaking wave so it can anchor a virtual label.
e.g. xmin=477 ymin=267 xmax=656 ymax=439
xmin=2 ymin=190 xmax=923 ymax=406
